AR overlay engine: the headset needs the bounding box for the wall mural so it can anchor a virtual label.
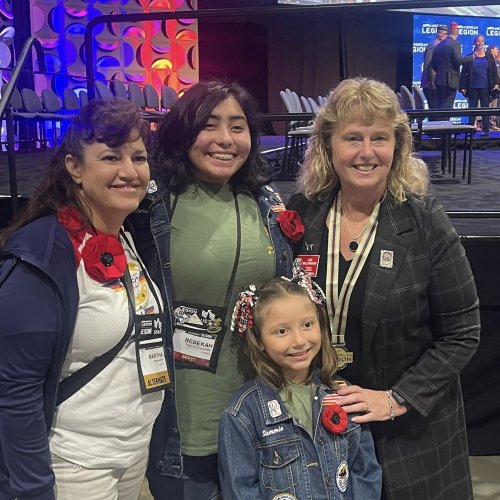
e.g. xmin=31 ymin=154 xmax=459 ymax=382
xmin=26 ymin=0 xmax=198 ymax=99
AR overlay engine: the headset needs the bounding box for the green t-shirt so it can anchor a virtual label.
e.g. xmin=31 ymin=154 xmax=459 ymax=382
xmin=170 ymin=182 xmax=275 ymax=455
xmin=279 ymin=381 xmax=314 ymax=437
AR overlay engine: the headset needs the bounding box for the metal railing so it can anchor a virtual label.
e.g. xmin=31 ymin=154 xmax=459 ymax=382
xmin=0 ymin=36 xmax=46 ymax=215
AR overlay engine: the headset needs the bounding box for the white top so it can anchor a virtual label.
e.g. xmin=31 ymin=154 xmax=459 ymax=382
xmin=49 ymin=230 xmax=164 ymax=468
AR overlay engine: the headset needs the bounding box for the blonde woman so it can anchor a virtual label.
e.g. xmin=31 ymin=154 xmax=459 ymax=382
xmin=288 ymin=77 xmax=480 ymax=500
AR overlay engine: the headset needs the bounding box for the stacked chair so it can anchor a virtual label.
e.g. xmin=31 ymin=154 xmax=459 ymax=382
xmin=279 ymin=88 xmax=315 ymax=180
xmin=93 ymin=79 xmax=178 ymax=125
xmin=160 ymin=85 xmax=178 ymax=111
xmin=128 ymin=82 xmax=164 ymax=124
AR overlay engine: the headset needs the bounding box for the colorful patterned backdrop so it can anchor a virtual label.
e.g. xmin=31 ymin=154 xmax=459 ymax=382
xmin=0 ymin=0 xmax=14 ymax=81
xmin=13 ymin=0 xmax=198 ymax=98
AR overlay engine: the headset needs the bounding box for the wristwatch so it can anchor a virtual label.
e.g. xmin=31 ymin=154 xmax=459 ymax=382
xmin=390 ymin=389 xmax=408 ymax=408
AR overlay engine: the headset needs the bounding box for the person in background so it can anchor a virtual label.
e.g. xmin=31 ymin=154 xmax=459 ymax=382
xmin=288 ymin=77 xmax=480 ymax=499
xmin=219 ymin=264 xmax=382 ymax=499
xmin=460 ymin=35 xmax=500 ymax=137
xmin=431 ymin=21 xmax=475 ymax=111
xmin=486 ymin=45 xmax=500 ymax=131
xmin=0 ymin=99 xmax=167 ymax=500
xmin=421 ymin=25 xmax=448 ymax=110
xmin=127 ymin=79 xmax=294 ymax=500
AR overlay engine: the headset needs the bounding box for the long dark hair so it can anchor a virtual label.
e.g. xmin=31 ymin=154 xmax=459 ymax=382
xmin=0 ymin=98 xmax=151 ymax=248
xmin=153 ymin=79 xmax=270 ymax=193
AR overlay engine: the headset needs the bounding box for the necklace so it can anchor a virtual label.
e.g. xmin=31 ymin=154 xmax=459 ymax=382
xmin=341 ymin=203 xmax=370 ymax=252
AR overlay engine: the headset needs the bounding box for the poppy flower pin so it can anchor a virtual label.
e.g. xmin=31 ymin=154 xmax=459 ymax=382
xmin=80 ymin=234 xmax=127 ymax=283
xmin=58 ymin=206 xmax=127 ymax=283
xmin=321 ymin=400 xmax=348 ymax=435
xmin=276 ymin=210 xmax=305 ymax=243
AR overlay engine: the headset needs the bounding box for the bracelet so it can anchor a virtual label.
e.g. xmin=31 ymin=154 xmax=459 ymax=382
xmin=385 ymin=390 xmax=395 ymax=421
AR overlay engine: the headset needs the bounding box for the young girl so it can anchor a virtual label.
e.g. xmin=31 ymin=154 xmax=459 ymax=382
xmin=218 ymin=260 xmax=381 ymax=500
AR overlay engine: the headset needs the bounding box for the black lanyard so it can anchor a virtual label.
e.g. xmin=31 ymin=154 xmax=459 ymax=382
xmin=171 ymin=192 xmax=242 ymax=311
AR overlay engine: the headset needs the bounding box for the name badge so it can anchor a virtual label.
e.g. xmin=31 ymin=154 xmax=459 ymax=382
xmin=172 ymin=302 xmax=226 ymax=373
xmin=297 ymin=255 xmax=320 ymax=277
xmin=135 ymin=313 xmax=170 ymax=394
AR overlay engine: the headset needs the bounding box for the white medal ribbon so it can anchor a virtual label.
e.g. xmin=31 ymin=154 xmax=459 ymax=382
xmin=326 ymin=193 xmax=380 ymax=347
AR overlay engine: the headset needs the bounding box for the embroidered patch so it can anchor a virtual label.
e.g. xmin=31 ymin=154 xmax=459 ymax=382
xmin=379 ymin=250 xmax=394 ymax=269
xmin=336 ymin=460 xmax=349 ymax=493
xmin=262 ymin=425 xmax=284 ymax=437
xmin=267 ymin=399 xmax=282 ymax=418
xmin=272 ymin=494 xmax=297 ymax=500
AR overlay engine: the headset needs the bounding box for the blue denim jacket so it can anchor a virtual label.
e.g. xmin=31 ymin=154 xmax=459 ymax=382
xmin=126 ymin=182 xmax=293 ymax=478
xmin=219 ymin=377 xmax=382 ymax=500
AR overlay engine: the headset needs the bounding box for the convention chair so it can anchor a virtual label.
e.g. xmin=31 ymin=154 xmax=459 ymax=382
xmin=412 ymin=85 xmax=428 ymax=110
xmin=143 ymin=84 xmax=163 ymax=113
xmin=400 ymin=85 xmax=415 ymax=111
xmin=79 ymin=90 xmax=88 ymax=108
xmin=95 ymin=80 xmax=114 ymax=101
xmin=110 ymin=80 xmax=128 ymax=100
xmin=160 ymin=85 xmax=178 ymax=111
xmin=307 ymin=97 xmax=320 ymax=113
xmin=128 ymin=82 xmax=163 ymax=124
xmin=21 ymin=88 xmax=67 ymax=147
xmin=62 ymin=88 xmax=81 ymax=114
xmin=279 ymin=89 xmax=313 ymax=180
xmin=0 ymin=85 xmax=38 ymax=151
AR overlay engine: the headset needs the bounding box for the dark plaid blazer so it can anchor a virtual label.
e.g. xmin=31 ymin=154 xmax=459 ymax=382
xmin=289 ymin=191 xmax=480 ymax=500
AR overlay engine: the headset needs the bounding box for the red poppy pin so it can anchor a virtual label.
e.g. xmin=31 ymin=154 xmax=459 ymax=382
xmin=321 ymin=402 xmax=348 ymax=434
xmin=276 ymin=210 xmax=305 ymax=243
xmin=58 ymin=207 xmax=127 ymax=283
xmin=80 ymin=234 xmax=127 ymax=283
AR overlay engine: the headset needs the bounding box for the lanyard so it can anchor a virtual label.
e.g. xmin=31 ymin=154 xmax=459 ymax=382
xmin=171 ymin=191 xmax=242 ymax=311
xmin=120 ymin=230 xmax=170 ymax=393
xmin=171 ymin=191 xmax=242 ymax=372
xmin=326 ymin=194 xmax=380 ymax=347
xmin=120 ymin=230 xmax=163 ymax=318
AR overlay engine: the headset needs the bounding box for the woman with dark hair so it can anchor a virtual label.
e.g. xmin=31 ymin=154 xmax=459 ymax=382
xmin=0 ymin=99 xmax=169 ymax=500
xmin=127 ymin=80 xmax=294 ymax=499
xmin=460 ymin=35 xmax=500 ymax=136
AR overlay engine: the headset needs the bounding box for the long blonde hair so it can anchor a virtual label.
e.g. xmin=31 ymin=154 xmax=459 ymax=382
xmin=297 ymin=77 xmax=428 ymax=203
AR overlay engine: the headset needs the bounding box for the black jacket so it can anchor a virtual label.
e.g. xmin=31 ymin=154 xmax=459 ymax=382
xmin=288 ymin=191 xmax=480 ymax=500
xmin=431 ymin=36 xmax=474 ymax=89
xmin=459 ymin=52 xmax=500 ymax=92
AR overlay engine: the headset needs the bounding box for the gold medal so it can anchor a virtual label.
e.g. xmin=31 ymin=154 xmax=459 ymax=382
xmin=334 ymin=345 xmax=353 ymax=370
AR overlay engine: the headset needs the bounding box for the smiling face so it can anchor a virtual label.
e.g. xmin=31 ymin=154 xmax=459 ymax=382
xmin=65 ymin=136 xmax=149 ymax=234
xmin=188 ymin=96 xmax=251 ymax=185
xmin=474 ymin=36 xmax=485 ymax=51
xmin=330 ymin=120 xmax=395 ymax=199
xmin=258 ymin=294 xmax=322 ymax=384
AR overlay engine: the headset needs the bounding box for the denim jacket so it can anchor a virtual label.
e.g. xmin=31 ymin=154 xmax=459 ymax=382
xmin=219 ymin=377 xmax=382 ymax=500
xmin=126 ymin=181 xmax=293 ymax=478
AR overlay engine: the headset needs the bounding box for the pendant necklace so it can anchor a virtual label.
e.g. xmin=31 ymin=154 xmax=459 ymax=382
xmin=341 ymin=204 xmax=370 ymax=252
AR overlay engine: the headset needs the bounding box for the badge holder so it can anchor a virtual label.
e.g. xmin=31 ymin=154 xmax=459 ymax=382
xmin=172 ymin=302 xmax=226 ymax=373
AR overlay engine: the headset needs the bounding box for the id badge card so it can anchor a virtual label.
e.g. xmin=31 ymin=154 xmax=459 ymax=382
xmin=297 ymin=255 xmax=320 ymax=277
xmin=135 ymin=313 xmax=170 ymax=394
xmin=172 ymin=302 xmax=226 ymax=373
